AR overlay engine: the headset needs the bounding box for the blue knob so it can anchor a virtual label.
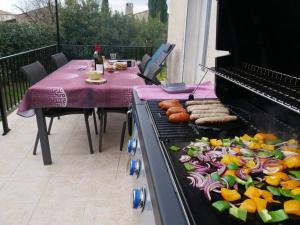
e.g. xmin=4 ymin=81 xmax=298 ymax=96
xmin=127 ymin=138 xmax=137 ymax=154
xmin=132 ymin=189 xmax=141 ymax=209
xmin=129 ymin=160 xmax=137 ymax=176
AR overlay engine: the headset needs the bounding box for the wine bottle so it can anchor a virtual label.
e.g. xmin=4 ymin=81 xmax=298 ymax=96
xmin=93 ymin=51 xmax=99 ymax=71
xmin=96 ymin=55 xmax=104 ymax=74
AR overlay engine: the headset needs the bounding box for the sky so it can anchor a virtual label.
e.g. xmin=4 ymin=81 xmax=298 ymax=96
xmin=0 ymin=0 xmax=169 ymax=14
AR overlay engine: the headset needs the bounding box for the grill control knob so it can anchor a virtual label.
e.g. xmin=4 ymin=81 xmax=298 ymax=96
xmin=127 ymin=138 xmax=137 ymax=154
xmin=129 ymin=159 xmax=141 ymax=177
xmin=132 ymin=187 xmax=146 ymax=210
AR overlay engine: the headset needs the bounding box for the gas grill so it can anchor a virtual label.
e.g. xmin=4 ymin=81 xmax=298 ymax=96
xmin=128 ymin=1 xmax=300 ymax=225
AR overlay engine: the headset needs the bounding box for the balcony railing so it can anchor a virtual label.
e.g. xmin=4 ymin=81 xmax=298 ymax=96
xmin=0 ymin=44 xmax=154 ymax=135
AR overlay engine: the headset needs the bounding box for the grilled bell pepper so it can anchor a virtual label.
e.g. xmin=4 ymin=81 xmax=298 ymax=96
xmin=291 ymin=188 xmax=300 ymax=195
xmin=284 ymin=155 xmax=300 ymax=168
xmin=264 ymin=133 xmax=277 ymax=141
xmin=224 ymin=169 xmax=236 ymax=177
xmin=240 ymin=134 xmax=252 ymax=141
xmin=229 ymin=207 xmax=247 ymax=222
xmin=246 ymin=159 xmax=256 ymax=168
xmin=284 ymin=200 xmax=300 ymax=216
xmin=223 ymin=175 xmax=236 ymax=187
xmin=265 ymin=175 xmax=281 ymax=186
xmin=273 ymin=172 xmax=289 ymax=181
xmin=210 ymin=139 xmax=222 ymax=147
xmin=253 ymin=197 xmax=267 ymax=211
xmin=222 ymin=138 xmax=231 ymax=147
xmin=169 ymin=145 xmax=181 ymax=152
xmin=281 ymin=180 xmax=300 ymax=190
xmin=268 ymin=209 xmax=289 ymax=223
xmin=212 ymin=200 xmax=230 ymax=212
xmin=183 ymin=163 xmax=195 ymax=171
xmin=273 ymin=150 xmax=284 ymax=159
xmin=221 ymin=188 xmax=241 ymax=202
xmin=258 ymin=209 xmax=272 ymax=223
xmin=266 ymin=186 xmax=281 ymax=196
xmin=244 ymin=186 xmax=262 ymax=199
xmin=249 ymin=142 xmax=261 ymax=150
xmin=227 ymin=162 xmax=239 ymax=170
xmin=254 ymin=133 xmax=265 ymax=140
xmin=261 ymin=190 xmax=280 ymax=203
xmin=289 ymin=170 xmax=300 ymax=179
xmin=288 ymin=139 xmax=298 ymax=146
xmin=240 ymin=199 xmax=256 ymax=213
xmin=261 ymin=144 xmax=275 ymax=151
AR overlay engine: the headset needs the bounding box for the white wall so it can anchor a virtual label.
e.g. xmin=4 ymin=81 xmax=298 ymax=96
xmin=166 ymin=0 xmax=189 ymax=83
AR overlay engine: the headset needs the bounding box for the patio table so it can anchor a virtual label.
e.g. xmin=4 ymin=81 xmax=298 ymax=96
xmin=18 ymin=60 xmax=145 ymax=165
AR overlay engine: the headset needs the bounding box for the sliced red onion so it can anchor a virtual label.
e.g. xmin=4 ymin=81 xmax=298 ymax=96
xmin=217 ymin=164 xmax=227 ymax=175
xmin=237 ymin=168 xmax=247 ymax=180
xmin=194 ymin=163 xmax=211 ymax=173
xmin=179 ymin=155 xmax=191 ymax=163
xmin=282 ymin=151 xmax=299 ymax=158
xmin=233 ymin=183 xmax=239 ymax=191
xmin=262 ymin=159 xmax=281 ymax=169
xmin=288 ymin=175 xmax=300 ymax=182
xmin=255 ymin=177 xmax=263 ymax=182
xmin=187 ymin=172 xmax=207 ymax=189
xmin=196 ymin=153 xmax=210 ymax=162
xmin=251 ymin=157 xmax=263 ymax=173
xmin=220 ymin=178 xmax=229 ymax=189
xmin=204 ymin=181 xmax=223 ymax=201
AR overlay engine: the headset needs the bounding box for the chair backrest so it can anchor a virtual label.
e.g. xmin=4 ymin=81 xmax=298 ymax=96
xmin=138 ymin=54 xmax=151 ymax=73
xmin=20 ymin=61 xmax=48 ymax=86
xmin=51 ymin=52 xmax=68 ymax=68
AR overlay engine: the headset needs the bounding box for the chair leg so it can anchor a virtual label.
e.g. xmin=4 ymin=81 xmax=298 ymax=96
xmin=92 ymin=109 xmax=98 ymax=135
xmin=84 ymin=113 xmax=94 ymax=154
xmin=127 ymin=110 xmax=133 ymax=136
xmin=99 ymin=109 xmax=104 ymax=152
xmin=120 ymin=121 xmax=127 ymax=151
xmin=47 ymin=117 xmax=54 ymax=135
xmin=103 ymin=112 xmax=107 ymax=133
xmin=33 ymin=131 xmax=39 ymax=155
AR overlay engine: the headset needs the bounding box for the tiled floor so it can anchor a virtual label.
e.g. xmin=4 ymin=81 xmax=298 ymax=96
xmin=0 ymin=111 xmax=136 ymax=225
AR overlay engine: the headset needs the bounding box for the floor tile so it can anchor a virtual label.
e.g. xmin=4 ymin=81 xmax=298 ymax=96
xmin=0 ymin=177 xmax=49 ymax=203
xmin=28 ymin=200 xmax=86 ymax=225
xmin=0 ymin=202 xmax=36 ymax=225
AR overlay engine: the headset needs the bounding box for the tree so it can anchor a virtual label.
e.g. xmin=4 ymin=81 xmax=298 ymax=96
xmin=148 ymin=0 xmax=168 ymax=23
xmin=101 ymin=0 xmax=109 ymax=14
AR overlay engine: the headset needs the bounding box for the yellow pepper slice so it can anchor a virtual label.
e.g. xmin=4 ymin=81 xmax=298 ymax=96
xmin=240 ymin=134 xmax=252 ymax=141
xmin=288 ymin=139 xmax=298 ymax=146
xmin=261 ymin=144 xmax=275 ymax=151
xmin=265 ymin=175 xmax=281 ymax=186
xmin=210 ymin=139 xmax=223 ymax=147
xmin=244 ymin=186 xmax=263 ymax=199
xmin=249 ymin=142 xmax=261 ymax=150
xmin=273 ymin=172 xmax=289 ymax=181
xmin=291 ymin=188 xmax=300 ymax=195
xmin=246 ymin=159 xmax=256 ymax=168
xmin=221 ymin=154 xmax=242 ymax=166
xmin=281 ymin=180 xmax=300 ymax=190
xmin=284 ymin=155 xmax=300 ymax=168
xmin=253 ymin=197 xmax=268 ymax=211
xmin=221 ymin=188 xmax=241 ymax=202
xmin=240 ymin=199 xmax=256 ymax=213
xmin=261 ymin=190 xmax=280 ymax=203
xmin=284 ymin=200 xmax=300 ymax=216
xmin=254 ymin=133 xmax=265 ymax=140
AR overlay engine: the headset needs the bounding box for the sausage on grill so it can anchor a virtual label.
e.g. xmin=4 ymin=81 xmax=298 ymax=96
xmin=168 ymin=112 xmax=190 ymax=123
xmin=166 ymin=107 xmax=187 ymax=116
xmin=190 ymin=113 xmax=230 ymax=121
xmin=185 ymin=99 xmax=221 ymax=106
xmin=191 ymin=108 xmax=230 ymax=114
xmin=159 ymin=100 xmax=182 ymax=110
xmin=195 ymin=115 xmax=237 ymax=124
xmin=187 ymin=104 xmax=225 ymax=112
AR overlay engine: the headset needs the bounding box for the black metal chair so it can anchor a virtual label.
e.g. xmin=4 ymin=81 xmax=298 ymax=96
xmin=137 ymin=62 xmax=162 ymax=85
xmin=51 ymin=52 xmax=69 ymax=68
xmin=138 ymin=54 xmax=151 ymax=74
xmin=97 ymin=107 xmax=130 ymax=152
xmin=20 ymin=61 xmax=97 ymax=154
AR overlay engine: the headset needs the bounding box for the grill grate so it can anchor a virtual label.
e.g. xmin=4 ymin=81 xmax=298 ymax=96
xmin=146 ymin=100 xmax=253 ymax=141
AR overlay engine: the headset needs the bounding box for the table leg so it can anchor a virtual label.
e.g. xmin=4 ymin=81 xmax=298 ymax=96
xmin=35 ymin=109 xmax=52 ymax=165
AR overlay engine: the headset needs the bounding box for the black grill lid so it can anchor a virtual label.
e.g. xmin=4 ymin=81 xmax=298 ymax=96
xmin=216 ymin=0 xmax=300 ymax=77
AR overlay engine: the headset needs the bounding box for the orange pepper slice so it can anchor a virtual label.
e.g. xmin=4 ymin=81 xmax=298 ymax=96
xmin=221 ymin=188 xmax=241 ymax=202
xmin=240 ymin=199 xmax=256 ymax=213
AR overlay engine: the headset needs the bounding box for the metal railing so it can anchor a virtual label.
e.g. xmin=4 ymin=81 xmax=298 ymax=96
xmin=0 ymin=44 xmax=154 ymax=135
xmin=60 ymin=44 xmax=155 ymax=60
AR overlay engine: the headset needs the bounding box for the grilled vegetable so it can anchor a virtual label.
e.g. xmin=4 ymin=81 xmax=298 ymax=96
xmin=284 ymin=200 xmax=300 ymax=216
xmin=212 ymin=200 xmax=230 ymax=212
xmin=221 ymin=188 xmax=241 ymax=202
xmin=229 ymin=207 xmax=247 ymax=222
xmin=169 ymin=145 xmax=180 ymax=152
xmin=289 ymin=170 xmax=300 ymax=178
xmin=240 ymin=199 xmax=256 ymax=213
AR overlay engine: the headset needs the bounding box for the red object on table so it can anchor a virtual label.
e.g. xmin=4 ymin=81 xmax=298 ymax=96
xmin=18 ymin=60 xmax=144 ymax=115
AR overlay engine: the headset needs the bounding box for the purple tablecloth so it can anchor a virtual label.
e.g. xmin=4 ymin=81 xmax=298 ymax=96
xmin=18 ymin=60 xmax=144 ymax=115
xmin=134 ymin=81 xmax=217 ymax=100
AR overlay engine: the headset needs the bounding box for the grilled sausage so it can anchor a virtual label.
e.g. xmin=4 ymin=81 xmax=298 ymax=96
xmin=185 ymin=99 xmax=221 ymax=106
xmin=159 ymin=100 xmax=182 ymax=110
xmin=159 ymin=99 xmax=180 ymax=108
xmin=195 ymin=115 xmax=237 ymax=124
xmin=168 ymin=112 xmax=190 ymax=123
xmin=166 ymin=107 xmax=187 ymax=116
xmin=190 ymin=113 xmax=230 ymax=121
xmin=191 ymin=108 xmax=230 ymax=114
xmin=187 ymin=104 xmax=225 ymax=112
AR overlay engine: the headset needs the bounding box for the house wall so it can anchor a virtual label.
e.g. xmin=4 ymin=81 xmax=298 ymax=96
xmin=167 ymin=0 xmax=221 ymax=84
